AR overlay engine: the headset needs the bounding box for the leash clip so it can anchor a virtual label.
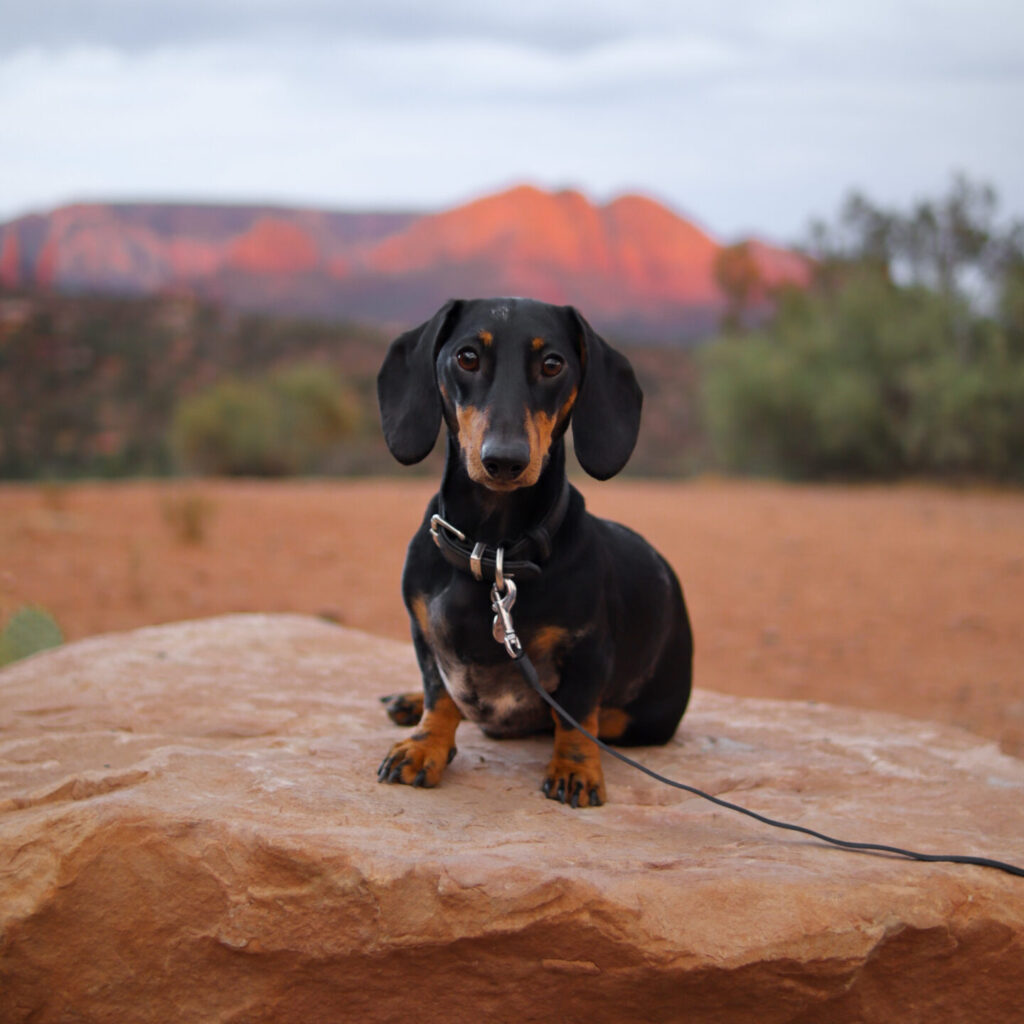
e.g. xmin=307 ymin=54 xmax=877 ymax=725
xmin=490 ymin=574 xmax=522 ymax=660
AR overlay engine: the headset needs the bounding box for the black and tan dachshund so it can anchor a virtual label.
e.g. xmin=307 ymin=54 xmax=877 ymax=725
xmin=376 ymin=298 xmax=693 ymax=807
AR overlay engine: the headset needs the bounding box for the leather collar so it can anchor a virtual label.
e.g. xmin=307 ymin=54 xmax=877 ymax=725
xmin=429 ymin=480 xmax=571 ymax=582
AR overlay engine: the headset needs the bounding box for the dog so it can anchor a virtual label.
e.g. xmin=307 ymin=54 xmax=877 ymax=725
xmin=376 ymin=298 xmax=693 ymax=807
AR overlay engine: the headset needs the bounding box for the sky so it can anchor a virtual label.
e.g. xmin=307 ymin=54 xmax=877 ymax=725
xmin=2 ymin=0 xmax=1023 ymax=244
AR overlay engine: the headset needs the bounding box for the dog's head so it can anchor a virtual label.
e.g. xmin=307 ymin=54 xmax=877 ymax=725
xmin=377 ymin=298 xmax=642 ymax=489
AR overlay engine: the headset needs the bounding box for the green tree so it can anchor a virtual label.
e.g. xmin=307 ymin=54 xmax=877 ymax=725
xmin=713 ymin=242 xmax=763 ymax=333
xmin=702 ymin=176 xmax=1024 ymax=483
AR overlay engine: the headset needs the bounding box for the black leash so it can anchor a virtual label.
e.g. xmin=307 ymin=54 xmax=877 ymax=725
xmin=513 ymin=651 xmax=1024 ymax=877
xmin=426 ymin=498 xmax=1024 ymax=880
xmin=489 ymin=580 xmax=1024 ymax=879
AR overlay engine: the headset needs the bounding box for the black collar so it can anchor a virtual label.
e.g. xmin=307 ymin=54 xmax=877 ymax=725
xmin=429 ymin=479 xmax=571 ymax=582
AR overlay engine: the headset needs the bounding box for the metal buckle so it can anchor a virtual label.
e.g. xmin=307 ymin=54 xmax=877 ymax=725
xmin=469 ymin=542 xmax=487 ymax=581
xmin=430 ymin=513 xmax=466 ymax=548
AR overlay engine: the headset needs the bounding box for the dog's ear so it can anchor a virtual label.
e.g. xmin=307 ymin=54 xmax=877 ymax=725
xmin=569 ymin=307 xmax=643 ymax=480
xmin=377 ymin=300 xmax=461 ymax=464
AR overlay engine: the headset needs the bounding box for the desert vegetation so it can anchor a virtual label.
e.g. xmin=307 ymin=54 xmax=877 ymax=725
xmin=2 ymin=179 xmax=1020 ymax=485
xmin=704 ymin=177 xmax=1024 ymax=481
xmin=0 ymin=605 xmax=63 ymax=667
xmin=0 ymin=297 xmax=387 ymax=479
xmin=170 ymin=364 xmax=361 ymax=476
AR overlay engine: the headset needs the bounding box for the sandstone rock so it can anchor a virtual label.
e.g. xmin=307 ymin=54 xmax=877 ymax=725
xmin=1 ymin=614 xmax=1022 ymax=1023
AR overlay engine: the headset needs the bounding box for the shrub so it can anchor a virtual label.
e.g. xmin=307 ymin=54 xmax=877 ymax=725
xmin=161 ymin=491 xmax=217 ymax=544
xmin=172 ymin=378 xmax=280 ymax=475
xmin=904 ymin=346 xmax=1024 ymax=477
xmin=0 ymin=606 xmax=63 ymax=666
xmin=171 ymin=364 xmax=360 ymax=476
xmin=701 ymin=270 xmax=1024 ymax=481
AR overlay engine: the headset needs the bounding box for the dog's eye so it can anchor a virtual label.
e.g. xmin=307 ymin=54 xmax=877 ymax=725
xmin=541 ymin=354 xmax=565 ymax=378
xmin=456 ymin=348 xmax=480 ymax=372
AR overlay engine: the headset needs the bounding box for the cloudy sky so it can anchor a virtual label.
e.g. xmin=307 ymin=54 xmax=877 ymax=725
xmin=2 ymin=0 xmax=1022 ymax=242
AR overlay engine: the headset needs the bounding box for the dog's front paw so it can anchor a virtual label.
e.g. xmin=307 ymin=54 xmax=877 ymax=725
xmin=378 ymin=733 xmax=457 ymax=788
xmin=541 ymin=753 xmax=606 ymax=808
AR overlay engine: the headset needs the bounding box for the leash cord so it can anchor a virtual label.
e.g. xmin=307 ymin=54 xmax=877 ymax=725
xmin=510 ymin=651 xmax=1024 ymax=879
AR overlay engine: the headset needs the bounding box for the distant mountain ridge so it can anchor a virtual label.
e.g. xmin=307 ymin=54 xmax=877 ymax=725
xmin=0 ymin=186 xmax=809 ymax=341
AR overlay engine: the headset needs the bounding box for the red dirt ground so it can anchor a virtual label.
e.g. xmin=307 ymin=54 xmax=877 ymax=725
xmin=1 ymin=478 xmax=1021 ymax=758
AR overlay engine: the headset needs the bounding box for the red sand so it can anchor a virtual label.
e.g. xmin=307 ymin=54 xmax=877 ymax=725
xmin=2 ymin=478 xmax=1021 ymax=758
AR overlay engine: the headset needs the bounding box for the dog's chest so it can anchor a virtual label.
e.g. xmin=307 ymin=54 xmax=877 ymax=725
xmin=436 ymin=657 xmax=552 ymax=737
xmin=419 ymin=586 xmax=559 ymax=737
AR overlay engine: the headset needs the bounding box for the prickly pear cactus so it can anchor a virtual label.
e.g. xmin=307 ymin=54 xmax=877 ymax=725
xmin=0 ymin=606 xmax=64 ymax=667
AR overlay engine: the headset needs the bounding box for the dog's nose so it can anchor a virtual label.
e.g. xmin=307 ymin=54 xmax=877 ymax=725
xmin=481 ymin=439 xmax=530 ymax=483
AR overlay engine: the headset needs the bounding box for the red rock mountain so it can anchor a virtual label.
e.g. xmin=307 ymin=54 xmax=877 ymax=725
xmin=0 ymin=186 xmax=809 ymax=341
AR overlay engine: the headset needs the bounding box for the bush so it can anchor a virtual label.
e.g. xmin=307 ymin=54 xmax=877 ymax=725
xmin=0 ymin=606 xmax=63 ymax=666
xmin=701 ymin=271 xmax=1024 ymax=481
xmin=171 ymin=364 xmax=360 ymax=476
xmin=904 ymin=346 xmax=1024 ymax=477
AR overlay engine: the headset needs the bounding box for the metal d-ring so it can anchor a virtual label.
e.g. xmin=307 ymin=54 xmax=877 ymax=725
xmin=430 ymin=513 xmax=466 ymax=545
xmin=494 ymin=545 xmax=505 ymax=592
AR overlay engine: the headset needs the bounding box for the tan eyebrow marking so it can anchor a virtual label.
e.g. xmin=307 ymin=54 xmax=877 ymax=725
xmin=531 ymin=336 xmax=545 ymax=352
xmin=477 ymin=330 xmax=493 ymax=346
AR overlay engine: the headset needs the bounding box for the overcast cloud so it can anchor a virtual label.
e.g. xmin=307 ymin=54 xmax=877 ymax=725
xmin=2 ymin=1 xmax=1022 ymax=241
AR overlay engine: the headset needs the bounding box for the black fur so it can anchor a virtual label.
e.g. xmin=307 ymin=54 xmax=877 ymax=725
xmin=377 ymin=297 xmax=693 ymax=804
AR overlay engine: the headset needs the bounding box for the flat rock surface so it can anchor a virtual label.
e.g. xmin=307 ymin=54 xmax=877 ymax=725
xmin=1 ymin=614 xmax=1022 ymax=1023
